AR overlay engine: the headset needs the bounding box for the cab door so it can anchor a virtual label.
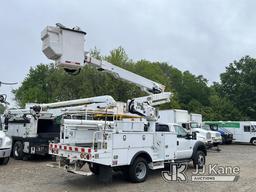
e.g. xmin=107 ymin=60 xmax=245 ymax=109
xmin=174 ymin=125 xmax=193 ymax=159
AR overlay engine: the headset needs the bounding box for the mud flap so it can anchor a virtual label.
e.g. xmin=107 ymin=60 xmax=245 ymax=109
xmin=98 ymin=165 xmax=112 ymax=183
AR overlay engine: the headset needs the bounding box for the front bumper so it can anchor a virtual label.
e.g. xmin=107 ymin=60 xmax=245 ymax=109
xmin=203 ymin=139 xmax=213 ymax=146
xmin=212 ymin=137 xmax=222 ymax=144
xmin=0 ymin=148 xmax=11 ymax=158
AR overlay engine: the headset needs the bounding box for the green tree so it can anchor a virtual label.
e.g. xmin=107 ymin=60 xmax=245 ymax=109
xmin=218 ymin=56 xmax=256 ymax=120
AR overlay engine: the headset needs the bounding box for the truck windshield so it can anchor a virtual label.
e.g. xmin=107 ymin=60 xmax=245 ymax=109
xmin=191 ymin=122 xmax=200 ymax=128
xmin=251 ymin=125 xmax=256 ymax=132
xmin=202 ymin=125 xmax=210 ymax=130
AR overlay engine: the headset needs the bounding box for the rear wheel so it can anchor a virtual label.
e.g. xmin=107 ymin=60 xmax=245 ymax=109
xmin=251 ymin=138 xmax=256 ymax=146
xmin=128 ymin=157 xmax=148 ymax=183
xmin=13 ymin=141 xmax=24 ymax=160
xmin=193 ymin=151 xmax=205 ymax=169
xmin=0 ymin=157 xmax=9 ymax=165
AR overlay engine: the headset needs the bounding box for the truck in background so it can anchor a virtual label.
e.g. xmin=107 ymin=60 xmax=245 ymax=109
xmin=3 ymin=107 xmax=61 ymax=160
xmin=3 ymin=96 xmax=115 ymax=160
xmin=158 ymin=110 xmax=222 ymax=148
xmin=204 ymin=121 xmax=256 ymax=145
xmin=189 ymin=113 xmax=222 ymax=147
xmin=0 ymin=116 xmax=12 ymax=165
xmin=203 ymin=121 xmax=233 ymax=144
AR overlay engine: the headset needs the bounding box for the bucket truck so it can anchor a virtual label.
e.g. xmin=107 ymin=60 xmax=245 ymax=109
xmin=41 ymin=24 xmax=207 ymax=183
xmin=3 ymin=95 xmax=116 ymax=160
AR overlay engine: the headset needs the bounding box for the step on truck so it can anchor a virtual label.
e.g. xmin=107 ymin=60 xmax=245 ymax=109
xmin=40 ymin=24 xmax=207 ymax=182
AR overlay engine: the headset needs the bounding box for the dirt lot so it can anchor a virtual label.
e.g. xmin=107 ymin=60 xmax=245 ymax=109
xmin=0 ymin=144 xmax=256 ymax=192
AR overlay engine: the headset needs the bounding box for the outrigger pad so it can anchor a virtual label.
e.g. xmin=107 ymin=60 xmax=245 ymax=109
xmin=98 ymin=165 xmax=112 ymax=183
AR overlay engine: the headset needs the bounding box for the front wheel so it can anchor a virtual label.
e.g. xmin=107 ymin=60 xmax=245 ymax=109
xmin=193 ymin=151 xmax=205 ymax=169
xmin=251 ymin=138 xmax=256 ymax=146
xmin=0 ymin=157 xmax=9 ymax=165
xmin=128 ymin=157 xmax=148 ymax=183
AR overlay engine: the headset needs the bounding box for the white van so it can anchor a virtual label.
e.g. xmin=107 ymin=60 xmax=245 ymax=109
xmin=204 ymin=121 xmax=256 ymax=145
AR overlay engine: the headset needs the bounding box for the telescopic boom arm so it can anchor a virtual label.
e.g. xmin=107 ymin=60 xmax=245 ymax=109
xmin=41 ymin=24 xmax=165 ymax=94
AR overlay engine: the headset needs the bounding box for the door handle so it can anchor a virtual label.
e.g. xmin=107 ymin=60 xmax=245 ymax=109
xmin=177 ymin=141 xmax=179 ymax=145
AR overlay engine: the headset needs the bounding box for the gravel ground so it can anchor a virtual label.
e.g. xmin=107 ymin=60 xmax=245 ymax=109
xmin=0 ymin=144 xmax=256 ymax=192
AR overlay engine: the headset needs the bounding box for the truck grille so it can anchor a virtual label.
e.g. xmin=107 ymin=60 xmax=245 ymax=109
xmin=206 ymin=132 xmax=211 ymax=139
xmin=0 ymin=138 xmax=2 ymax=147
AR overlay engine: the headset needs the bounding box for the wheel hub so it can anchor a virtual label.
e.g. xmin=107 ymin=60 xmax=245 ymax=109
xmin=135 ymin=162 xmax=146 ymax=179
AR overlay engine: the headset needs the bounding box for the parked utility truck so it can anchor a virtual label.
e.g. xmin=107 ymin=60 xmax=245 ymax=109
xmin=190 ymin=113 xmax=222 ymax=147
xmin=158 ymin=110 xmax=222 ymax=148
xmin=203 ymin=121 xmax=233 ymax=144
xmin=49 ymin=95 xmax=207 ymax=183
xmin=3 ymin=96 xmax=114 ymax=160
xmin=41 ymin=24 xmax=207 ymax=183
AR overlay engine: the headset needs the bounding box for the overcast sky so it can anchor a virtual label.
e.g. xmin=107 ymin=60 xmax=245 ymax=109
xmin=1 ymin=0 xmax=256 ymax=106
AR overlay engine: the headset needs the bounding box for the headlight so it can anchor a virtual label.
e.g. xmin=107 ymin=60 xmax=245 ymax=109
xmin=5 ymin=140 xmax=12 ymax=147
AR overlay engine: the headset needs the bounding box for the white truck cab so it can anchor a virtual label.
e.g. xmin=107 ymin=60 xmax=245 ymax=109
xmin=0 ymin=116 xmax=12 ymax=165
xmin=190 ymin=113 xmax=222 ymax=146
xmin=189 ymin=122 xmax=222 ymax=147
xmin=158 ymin=110 xmax=214 ymax=146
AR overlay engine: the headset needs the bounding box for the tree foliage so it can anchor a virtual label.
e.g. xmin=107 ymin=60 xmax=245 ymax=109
xmin=13 ymin=47 xmax=245 ymax=120
xmin=216 ymin=56 xmax=256 ymax=120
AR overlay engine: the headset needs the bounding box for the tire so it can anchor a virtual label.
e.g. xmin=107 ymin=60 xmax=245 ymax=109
xmin=251 ymin=138 xmax=256 ymax=146
xmin=0 ymin=157 xmax=9 ymax=165
xmin=89 ymin=163 xmax=99 ymax=175
xmin=128 ymin=157 xmax=148 ymax=183
xmin=13 ymin=141 xmax=24 ymax=160
xmin=193 ymin=151 xmax=205 ymax=169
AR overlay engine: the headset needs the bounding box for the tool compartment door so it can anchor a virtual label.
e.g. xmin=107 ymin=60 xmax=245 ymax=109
xmin=164 ymin=133 xmax=177 ymax=160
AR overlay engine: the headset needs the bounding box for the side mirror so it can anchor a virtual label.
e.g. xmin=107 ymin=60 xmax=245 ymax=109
xmin=192 ymin=132 xmax=197 ymax=140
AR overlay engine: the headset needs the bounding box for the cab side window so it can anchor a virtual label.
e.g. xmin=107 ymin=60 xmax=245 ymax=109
xmin=174 ymin=125 xmax=188 ymax=137
xmin=156 ymin=124 xmax=169 ymax=132
xmin=244 ymin=126 xmax=250 ymax=132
